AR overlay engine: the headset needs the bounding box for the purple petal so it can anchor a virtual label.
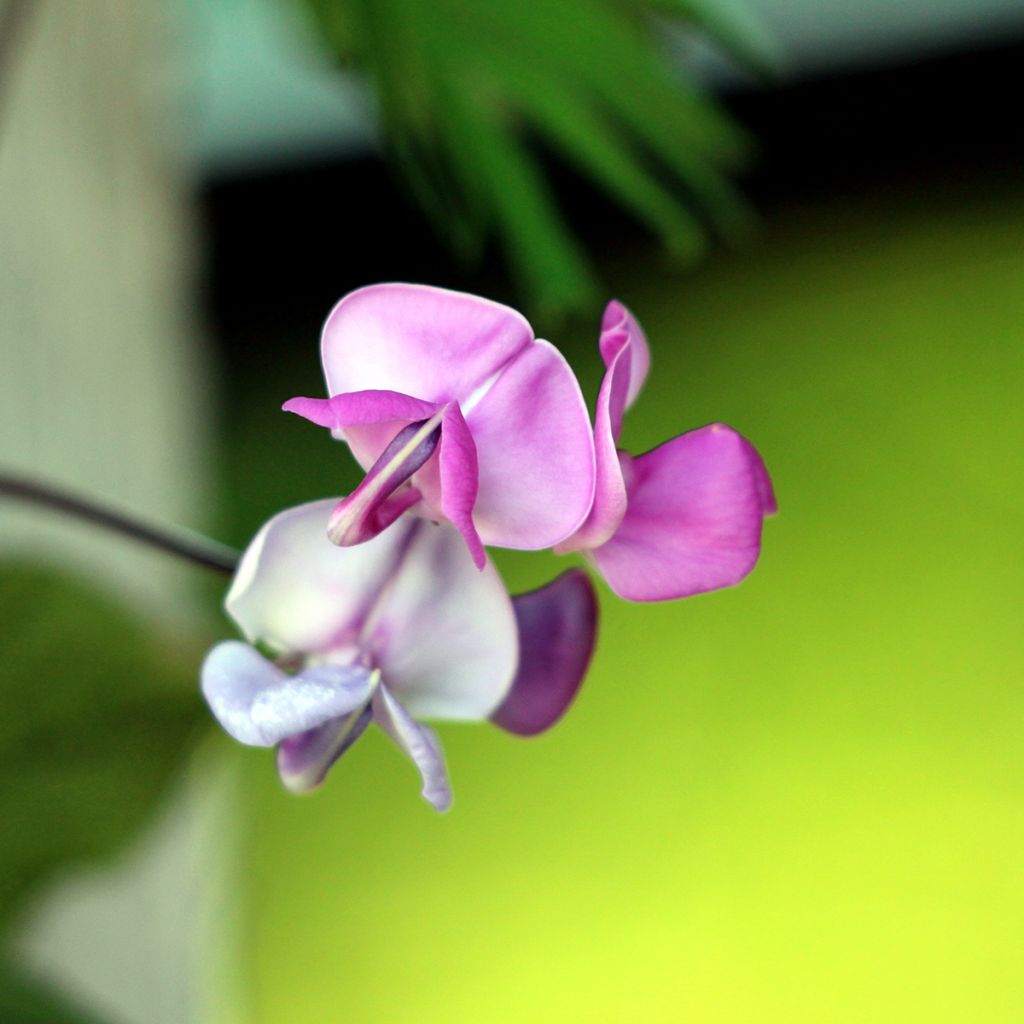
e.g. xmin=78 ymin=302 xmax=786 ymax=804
xmin=201 ymin=640 xmax=375 ymax=747
xmin=600 ymin=300 xmax=650 ymax=410
xmin=555 ymin=330 xmax=631 ymax=552
xmin=372 ymin=686 xmax=452 ymax=812
xmin=367 ymin=522 xmax=518 ymax=721
xmin=491 ymin=569 xmax=598 ymax=737
xmin=467 ymin=339 xmax=596 ymax=550
xmin=439 ymin=403 xmax=485 ymax=569
xmin=276 ymin=703 xmax=374 ymax=793
xmin=321 ymin=284 xmax=533 ymax=407
xmin=226 ymin=501 xmax=416 ymax=655
xmin=326 ymin=417 xmax=441 ymax=546
xmin=591 ymin=424 xmax=770 ymax=602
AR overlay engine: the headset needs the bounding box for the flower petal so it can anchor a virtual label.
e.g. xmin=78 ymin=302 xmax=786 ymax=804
xmin=439 ymin=403 xmax=485 ymax=569
xmin=491 ymin=569 xmax=598 ymax=737
xmin=741 ymin=434 xmax=779 ymax=515
xmin=201 ymin=640 xmax=375 ymax=747
xmin=600 ymin=300 xmax=650 ymax=410
xmin=367 ymin=522 xmax=518 ymax=721
xmin=282 ymin=390 xmax=440 ymax=470
xmin=283 ymin=390 xmax=437 ymax=428
xmin=555 ymin=329 xmax=631 ymax=552
xmin=591 ymin=424 xmax=770 ymax=602
xmin=467 ymin=339 xmax=596 ymax=549
xmin=372 ymin=685 xmax=452 ymax=812
xmin=321 ymin=284 xmax=534 ymax=407
xmin=226 ymin=500 xmax=415 ymax=654
xmin=276 ymin=703 xmax=374 ymax=793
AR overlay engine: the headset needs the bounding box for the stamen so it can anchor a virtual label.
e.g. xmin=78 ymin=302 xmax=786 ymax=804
xmin=327 ymin=410 xmax=446 ymax=546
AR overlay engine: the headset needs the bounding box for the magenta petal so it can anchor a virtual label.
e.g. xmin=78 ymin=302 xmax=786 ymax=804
xmin=555 ymin=330 xmax=631 ymax=552
xmin=741 ymin=435 xmax=778 ymax=515
xmin=439 ymin=403 xmax=485 ymax=569
xmin=491 ymin=569 xmax=598 ymax=737
xmin=600 ymin=300 xmax=650 ymax=410
xmin=467 ymin=339 xmax=595 ymax=549
xmin=283 ymin=390 xmax=437 ymax=429
xmin=372 ymin=685 xmax=452 ymax=812
xmin=321 ymin=284 xmax=534 ymax=407
xmin=284 ymin=390 xmax=440 ymax=471
xmin=276 ymin=703 xmax=374 ymax=793
xmin=592 ymin=424 xmax=769 ymax=602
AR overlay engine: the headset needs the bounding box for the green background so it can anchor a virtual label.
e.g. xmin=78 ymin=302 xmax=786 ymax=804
xmin=216 ymin=177 xmax=1024 ymax=1021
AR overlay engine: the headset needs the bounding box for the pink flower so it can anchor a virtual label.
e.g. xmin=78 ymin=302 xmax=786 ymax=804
xmin=557 ymin=301 xmax=777 ymax=601
xmin=284 ymin=284 xmax=596 ymax=569
xmin=201 ymin=501 xmax=596 ymax=810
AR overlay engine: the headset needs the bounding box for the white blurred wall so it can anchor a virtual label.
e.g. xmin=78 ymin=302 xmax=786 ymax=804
xmin=1 ymin=1 xmax=216 ymax=1021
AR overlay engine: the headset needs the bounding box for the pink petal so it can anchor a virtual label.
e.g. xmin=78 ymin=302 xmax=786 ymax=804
xmin=372 ymin=685 xmax=452 ymax=812
xmin=282 ymin=390 xmax=439 ymax=471
xmin=555 ymin=329 xmax=631 ymax=552
xmin=591 ymin=424 xmax=770 ymax=602
xmin=491 ymin=569 xmax=598 ymax=737
xmin=439 ymin=403 xmax=485 ymax=569
xmin=467 ymin=339 xmax=596 ymax=550
xmin=321 ymin=284 xmax=534 ymax=407
xmin=366 ymin=522 xmax=518 ymax=721
xmin=226 ymin=500 xmax=416 ymax=655
xmin=600 ymin=300 xmax=650 ymax=410
xmin=741 ymin=435 xmax=779 ymax=515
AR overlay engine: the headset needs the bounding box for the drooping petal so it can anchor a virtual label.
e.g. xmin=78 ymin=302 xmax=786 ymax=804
xmin=600 ymin=300 xmax=650 ymax=410
xmin=555 ymin=329 xmax=631 ymax=552
xmin=439 ymin=403 xmax=485 ymax=569
xmin=591 ymin=424 xmax=770 ymax=602
xmin=372 ymin=685 xmax=452 ymax=812
xmin=491 ymin=569 xmax=598 ymax=737
xmin=467 ymin=339 xmax=596 ymax=550
xmin=282 ymin=390 xmax=439 ymax=470
xmin=320 ymin=283 xmax=534 ymax=407
xmin=201 ymin=640 xmax=375 ymax=747
xmin=326 ymin=417 xmax=441 ymax=546
xmin=226 ymin=500 xmax=415 ymax=655
xmin=276 ymin=703 xmax=374 ymax=793
xmin=366 ymin=522 xmax=518 ymax=721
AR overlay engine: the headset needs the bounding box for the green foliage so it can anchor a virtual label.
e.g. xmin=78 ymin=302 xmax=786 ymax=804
xmin=298 ymin=0 xmax=771 ymax=316
xmin=0 ymin=564 xmax=208 ymax=932
xmin=0 ymin=959 xmax=104 ymax=1024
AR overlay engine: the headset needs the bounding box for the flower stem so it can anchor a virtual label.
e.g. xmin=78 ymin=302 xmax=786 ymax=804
xmin=0 ymin=472 xmax=240 ymax=576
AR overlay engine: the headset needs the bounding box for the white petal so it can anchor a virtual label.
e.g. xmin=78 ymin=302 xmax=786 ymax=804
xmin=368 ymin=522 xmax=518 ymax=721
xmin=372 ymin=686 xmax=452 ymax=812
xmin=226 ymin=500 xmax=415 ymax=655
xmin=201 ymin=641 xmax=375 ymax=747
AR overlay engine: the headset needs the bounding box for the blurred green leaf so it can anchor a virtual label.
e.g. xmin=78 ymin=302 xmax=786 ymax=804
xmin=0 ymin=959 xmax=104 ymax=1024
xmin=0 ymin=564 xmax=208 ymax=932
xmin=298 ymin=0 xmax=764 ymax=315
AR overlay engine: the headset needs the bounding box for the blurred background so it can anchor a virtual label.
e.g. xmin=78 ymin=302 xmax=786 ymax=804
xmin=2 ymin=0 xmax=1023 ymax=1021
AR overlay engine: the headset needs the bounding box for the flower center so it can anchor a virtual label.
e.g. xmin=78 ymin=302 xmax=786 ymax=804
xmin=327 ymin=410 xmax=446 ymax=546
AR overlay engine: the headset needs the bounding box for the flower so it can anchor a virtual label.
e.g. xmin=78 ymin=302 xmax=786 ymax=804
xmin=283 ymin=284 xmax=596 ymax=569
xmin=201 ymin=500 xmax=596 ymax=810
xmin=557 ymin=301 xmax=777 ymax=601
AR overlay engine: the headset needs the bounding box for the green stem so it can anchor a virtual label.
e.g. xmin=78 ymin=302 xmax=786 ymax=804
xmin=0 ymin=472 xmax=240 ymax=576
